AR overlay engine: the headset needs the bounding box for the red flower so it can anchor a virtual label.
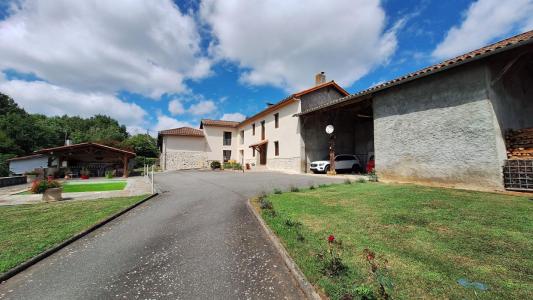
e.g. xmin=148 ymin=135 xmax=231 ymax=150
xmin=328 ymin=235 xmax=335 ymax=243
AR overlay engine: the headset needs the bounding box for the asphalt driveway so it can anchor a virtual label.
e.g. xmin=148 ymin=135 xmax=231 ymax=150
xmin=0 ymin=170 xmax=343 ymax=299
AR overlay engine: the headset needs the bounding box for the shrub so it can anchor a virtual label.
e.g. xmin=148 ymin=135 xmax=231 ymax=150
xmin=30 ymin=180 xmax=62 ymax=194
xmin=290 ymin=186 xmax=300 ymax=192
xmin=318 ymin=184 xmax=328 ymax=188
xmin=309 ymin=185 xmax=315 ymax=190
xmin=273 ymin=188 xmax=282 ymax=194
xmin=357 ymin=178 xmax=367 ymax=183
xmin=321 ymin=235 xmax=347 ymax=277
xmin=210 ymin=160 xmax=221 ymax=170
xmin=284 ymin=219 xmax=302 ymax=227
xmin=368 ymin=170 xmax=378 ymax=182
xmin=105 ymin=170 xmax=114 ymax=179
xmin=363 ymin=248 xmax=393 ymax=299
xmin=344 ymin=179 xmax=352 ymax=184
xmin=259 ymin=198 xmax=273 ymax=210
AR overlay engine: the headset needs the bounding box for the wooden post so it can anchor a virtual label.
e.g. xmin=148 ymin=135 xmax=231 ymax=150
xmin=328 ymin=134 xmax=336 ymax=175
xmin=123 ymin=155 xmax=129 ymax=178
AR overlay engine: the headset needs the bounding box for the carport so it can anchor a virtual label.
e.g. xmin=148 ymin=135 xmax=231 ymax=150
xmin=298 ymin=96 xmax=374 ymax=173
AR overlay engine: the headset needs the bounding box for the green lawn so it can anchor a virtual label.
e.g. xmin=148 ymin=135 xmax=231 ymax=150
xmin=62 ymin=181 xmax=127 ymax=193
xmin=0 ymin=195 xmax=147 ymax=274
xmin=256 ymin=182 xmax=532 ymax=300
xmin=18 ymin=180 xmax=127 ymax=194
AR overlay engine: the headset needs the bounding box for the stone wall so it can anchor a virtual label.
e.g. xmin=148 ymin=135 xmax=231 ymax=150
xmin=161 ymin=151 xmax=207 ymax=170
xmin=373 ymin=61 xmax=505 ymax=191
xmin=266 ymin=157 xmax=301 ymax=173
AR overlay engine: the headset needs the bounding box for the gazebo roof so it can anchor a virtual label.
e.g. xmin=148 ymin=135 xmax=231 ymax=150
xmin=35 ymin=142 xmax=136 ymax=158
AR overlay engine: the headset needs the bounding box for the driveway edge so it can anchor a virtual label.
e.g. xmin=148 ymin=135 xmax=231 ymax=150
xmin=0 ymin=193 xmax=159 ymax=284
xmin=246 ymin=199 xmax=321 ymax=300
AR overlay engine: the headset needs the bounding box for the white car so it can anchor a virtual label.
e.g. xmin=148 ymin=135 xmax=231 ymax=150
xmin=310 ymin=154 xmax=362 ymax=174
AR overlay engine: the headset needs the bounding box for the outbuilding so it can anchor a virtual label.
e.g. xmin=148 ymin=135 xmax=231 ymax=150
xmin=299 ymin=30 xmax=533 ymax=191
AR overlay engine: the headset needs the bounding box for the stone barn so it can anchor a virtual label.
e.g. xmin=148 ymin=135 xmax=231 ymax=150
xmin=299 ymin=30 xmax=533 ymax=191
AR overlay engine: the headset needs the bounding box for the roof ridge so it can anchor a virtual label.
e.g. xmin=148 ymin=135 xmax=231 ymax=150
xmin=299 ymin=29 xmax=533 ymax=115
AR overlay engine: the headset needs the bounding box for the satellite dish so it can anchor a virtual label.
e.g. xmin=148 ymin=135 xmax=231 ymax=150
xmin=325 ymin=124 xmax=334 ymax=134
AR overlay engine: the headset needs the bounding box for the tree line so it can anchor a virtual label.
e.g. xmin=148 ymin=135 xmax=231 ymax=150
xmin=0 ymin=93 xmax=159 ymax=176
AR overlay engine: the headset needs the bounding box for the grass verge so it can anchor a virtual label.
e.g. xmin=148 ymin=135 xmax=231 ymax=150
xmin=17 ymin=181 xmax=127 ymax=194
xmin=0 ymin=195 xmax=147 ymax=274
xmin=255 ymin=183 xmax=532 ymax=300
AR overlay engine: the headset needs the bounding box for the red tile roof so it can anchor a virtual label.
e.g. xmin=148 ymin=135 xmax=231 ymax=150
xmin=299 ymin=29 xmax=533 ymax=115
xmin=35 ymin=142 xmax=136 ymax=157
xmin=200 ymin=119 xmax=239 ymax=128
xmin=158 ymin=127 xmax=205 ymax=137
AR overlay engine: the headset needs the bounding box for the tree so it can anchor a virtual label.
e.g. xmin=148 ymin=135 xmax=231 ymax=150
xmin=122 ymin=134 xmax=159 ymax=157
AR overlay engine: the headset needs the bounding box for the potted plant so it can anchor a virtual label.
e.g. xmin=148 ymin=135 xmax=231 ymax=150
xmin=24 ymin=171 xmax=38 ymax=183
xmin=80 ymin=167 xmax=90 ymax=179
xmin=31 ymin=179 xmax=63 ymax=202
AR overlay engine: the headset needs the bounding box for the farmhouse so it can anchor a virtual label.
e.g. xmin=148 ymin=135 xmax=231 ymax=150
xmin=159 ymin=30 xmax=533 ymax=192
xmin=159 ymin=77 xmax=349 ymax=173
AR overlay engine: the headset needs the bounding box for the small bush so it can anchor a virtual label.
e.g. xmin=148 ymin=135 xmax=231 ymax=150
xmin=309 ymin=185 xmax=315 ymax=190
xmin=318 ymin=184 xmax=328 ymax=188
xmin=259 ymin=198 xmax=273 ymax=210
xmin=273 ymin=188 xmax=282 ymax=194
xmin=357 ymin=178 xmax=367 ymax=183
xmin=368 ymin=170 xmax=378 ymax=182
xmin=344 ymin=179 xmax=352 ymax=184
xmin=30 ymin=180 xmax=62 ymax=194
xmin=290 ymin=186 xmax=300 ymax=192
xmin=296 ymin=232 xmax=306 ymax=242
xmin=105 ymin=170 xmax=114 ymax=179
xmin=210 ymin=160 xmax=221 ymax=170
xmin=284 ymin=219 xmax=302 ymax=227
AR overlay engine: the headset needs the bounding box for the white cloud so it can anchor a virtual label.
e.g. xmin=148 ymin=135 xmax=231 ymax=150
xmin=153 ymin=115 xmax=195 ymax=132
xmin=221 ymin=112 xmax=245 ymax=122
xmin=200 ymin=0 xmax=399 ymax=91
xmin=168 ymin=99 xmax=185 ymax=115
xmin=188 ymin=100 xmax=216 ymax=115
xmin=0 ymin=0 xmax=210 ymax=98
xmin=432 ymin=0 xmax=533 ymax=59
xmin=0 ymin=79 xmax=147 ymax=127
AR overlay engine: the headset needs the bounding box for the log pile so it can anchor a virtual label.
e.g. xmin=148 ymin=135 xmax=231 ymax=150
xmin=506 ymin=128 xmax=533 ymax=159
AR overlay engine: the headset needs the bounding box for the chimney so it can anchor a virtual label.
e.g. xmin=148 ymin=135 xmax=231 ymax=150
xmin=315 ymin=72 xmax=326 ymax=86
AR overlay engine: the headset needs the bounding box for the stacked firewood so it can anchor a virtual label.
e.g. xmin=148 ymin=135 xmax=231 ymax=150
xmin=506 ymin=128 xmax=533 ymax=159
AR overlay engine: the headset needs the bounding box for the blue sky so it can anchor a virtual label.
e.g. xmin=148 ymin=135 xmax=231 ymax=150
xmin=0 ymin=0 xmax=532 ymax=135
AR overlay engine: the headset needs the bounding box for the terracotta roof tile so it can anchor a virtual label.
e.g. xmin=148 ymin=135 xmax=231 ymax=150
xmin=299 ymin=29 xmax=533 ymax=115
xmin=200 ymin=119 xmax=239 ymax=128
xmin=159 ymin=127 xmax=204 ymax=137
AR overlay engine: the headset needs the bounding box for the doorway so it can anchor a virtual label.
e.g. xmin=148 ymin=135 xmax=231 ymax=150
xmin=259 ymin=143 xmax=267 ymax=165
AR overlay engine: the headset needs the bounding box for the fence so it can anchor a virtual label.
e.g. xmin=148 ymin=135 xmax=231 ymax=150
xmin=503 ymin=159 xmax=533 ymax=191
xmin=144 ymin=164 xmax=155 ymax=194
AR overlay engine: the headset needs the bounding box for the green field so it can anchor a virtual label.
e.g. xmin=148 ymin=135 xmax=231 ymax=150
xmin=256 ymin=182 xmax=532 ymax=300
xmin=0 ymin=195 xmax=147 ymax=274
xmin=62 ymin=181 xmax=127 ymax=193
xmin=18 ymin=180 xmax=127 ymax=194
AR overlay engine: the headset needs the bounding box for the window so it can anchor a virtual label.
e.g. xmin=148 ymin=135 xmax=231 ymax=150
xmin=274 ymin=141 xmax=279 ymax=156
xmin=223 ymin=131 xmax=232 ymax=146
xmin=252 ymin=123 xmax=255 ymax=135
xmin=223 ymin=150 xmax=231 ymax=162
xmin=240 ymin=130 xmax=244 ymax=144
xmin=274 ymin=113 xmax=279 ymax=128
xmin=261 ymin=120 xmax=265 ymax=140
